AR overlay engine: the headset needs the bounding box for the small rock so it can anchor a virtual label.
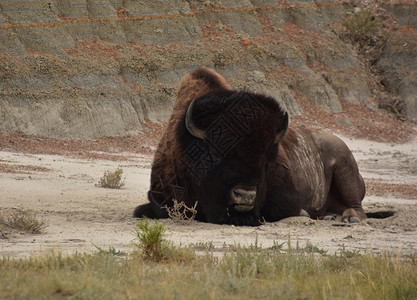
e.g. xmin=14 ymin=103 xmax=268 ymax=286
xmin=336 ymin=118 xmax=353 ymax=128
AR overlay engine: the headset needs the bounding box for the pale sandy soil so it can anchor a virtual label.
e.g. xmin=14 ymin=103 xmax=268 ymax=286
xmin=1 ymin=134 xmax=416 ymax=259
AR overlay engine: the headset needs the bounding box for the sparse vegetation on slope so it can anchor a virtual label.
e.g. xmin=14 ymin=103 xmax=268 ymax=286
xmin=1 ymin=1 xmax=416 ymax=139
xmin=343 ymin=9 xmax=380 ymax=44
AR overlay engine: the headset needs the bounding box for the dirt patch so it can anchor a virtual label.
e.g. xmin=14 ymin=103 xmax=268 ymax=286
xmin=366 ymin=180 xmax=417 ymax=199
xmin=0 ymin=161 xmax=52 ymax=174
xmin=0 ymin=128 xmax=416 ymax=258
xmin=0 ymin=119 xmax=164 ymax=160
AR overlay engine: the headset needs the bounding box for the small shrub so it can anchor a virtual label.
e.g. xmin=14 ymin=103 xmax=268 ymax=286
xmin=0 ymin=209 xmax=47 ymax=235
xmin=134 ymin=218 xmax=166 ymax=260
xmin=342 ymin=9 xmax=380 ymax=44
xmin=378 ymin=95 xmax=406 ymax=121
xmin=96 ymin=168 xmax=125 ymax=189
xmin=133 ymin=218 xmax=195 ymax=262
xmin=163 ymin=199 xmax=198 ymax=223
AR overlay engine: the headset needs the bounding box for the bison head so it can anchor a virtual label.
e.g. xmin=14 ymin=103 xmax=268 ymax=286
xmin=177 ymin=89 xmax=288 ymax=226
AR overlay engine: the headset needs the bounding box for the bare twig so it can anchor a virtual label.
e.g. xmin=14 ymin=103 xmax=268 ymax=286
xmin=162 ymin=200 xmax=198 ymax=224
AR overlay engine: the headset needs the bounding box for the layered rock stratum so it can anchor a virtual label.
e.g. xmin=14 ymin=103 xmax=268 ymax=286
xmin=0 ymin=0 xmax=416 ymax=138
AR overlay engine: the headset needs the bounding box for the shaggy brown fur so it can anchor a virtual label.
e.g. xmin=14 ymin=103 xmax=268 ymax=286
xmin=140 ymin=68 xmax=232 ymax=219
xmin=134 ymin=67 xmax=366 ymax=225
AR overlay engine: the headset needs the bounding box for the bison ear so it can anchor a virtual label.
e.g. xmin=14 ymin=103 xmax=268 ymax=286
xmin=185 ymin=98 xmax=206 ymax=139
xmin=275 ymin=112 xmax=288 ymax=143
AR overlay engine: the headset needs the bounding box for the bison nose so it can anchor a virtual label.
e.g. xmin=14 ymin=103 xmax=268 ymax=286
xmin=230 ymin=187 xmax=256 ymax=212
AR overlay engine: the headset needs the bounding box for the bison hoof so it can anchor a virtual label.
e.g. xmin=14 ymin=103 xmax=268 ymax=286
xmin=300 ymin=209 xmax=310 ymax=217
xmin=349 ymin=216 xmax=360 ymax=223
xmin=323 ymin=215 xmax=336 ymax=221
xmin=342 ymin=216 xmax=360 ymax=223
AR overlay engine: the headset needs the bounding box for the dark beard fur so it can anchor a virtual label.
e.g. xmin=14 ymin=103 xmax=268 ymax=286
xmin=226 ymin=208 xmax=262 ymax=226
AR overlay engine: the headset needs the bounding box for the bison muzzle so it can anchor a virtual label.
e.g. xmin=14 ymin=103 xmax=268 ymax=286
xmin=229 ymin=186 xmax=257 ymax=212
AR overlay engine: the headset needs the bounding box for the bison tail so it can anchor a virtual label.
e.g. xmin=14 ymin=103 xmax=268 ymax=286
xmin=133 ymin=203 xmax=155 ymax=218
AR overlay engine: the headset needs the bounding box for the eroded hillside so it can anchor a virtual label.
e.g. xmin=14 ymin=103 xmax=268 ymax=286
xmin=0 ymin=0 xmax=416 ymax=139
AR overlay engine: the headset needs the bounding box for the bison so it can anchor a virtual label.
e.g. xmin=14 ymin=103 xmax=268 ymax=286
xmin=133 ymin=67 xmax=366 ymax=226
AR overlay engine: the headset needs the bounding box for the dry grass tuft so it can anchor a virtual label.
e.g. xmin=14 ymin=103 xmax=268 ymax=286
xmin=0 ymin=209 xmax=47 ymax=237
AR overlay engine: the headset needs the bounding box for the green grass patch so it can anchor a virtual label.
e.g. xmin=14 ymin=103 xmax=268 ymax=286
xmin=133 ymin=217 xmax=196 ymax=263
xmin=1 ymin=220 xmax=416 ymax=299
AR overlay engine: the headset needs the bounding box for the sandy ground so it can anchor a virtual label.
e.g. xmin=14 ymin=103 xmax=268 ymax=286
xmin=1 ymin=134 xmax=416 ymax=259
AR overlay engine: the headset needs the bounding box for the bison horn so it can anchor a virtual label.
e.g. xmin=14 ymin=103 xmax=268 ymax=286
xmin=275 ymin=111 xmax=289 ymax=143
xmin=185 ymin=99 xmax=206 ymax=139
